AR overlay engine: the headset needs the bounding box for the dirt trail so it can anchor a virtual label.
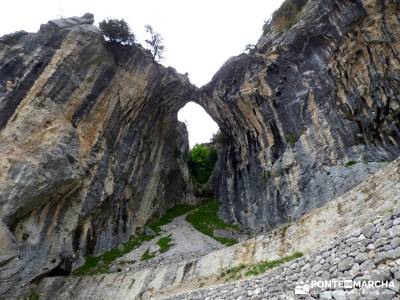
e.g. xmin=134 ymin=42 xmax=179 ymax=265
xmin=109 ymin=214 xmax=225 ymax=272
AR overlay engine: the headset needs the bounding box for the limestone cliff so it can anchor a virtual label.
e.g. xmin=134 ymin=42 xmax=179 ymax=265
xmin=0 ymin=0 xmax=399 ymax=297
xmin=199 ymin=0 xmax=400 ymax=230
xmin=0 ymin=13 xmax=196 ymax=296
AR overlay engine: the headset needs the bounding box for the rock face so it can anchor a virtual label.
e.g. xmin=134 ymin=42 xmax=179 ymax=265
xmin=199 ymin=0 xmax=400 ymax=230
xmin=0 ymin=13 xmax=196 ymax=296
xmin=0 ymin=0 xmax=399 ymax=297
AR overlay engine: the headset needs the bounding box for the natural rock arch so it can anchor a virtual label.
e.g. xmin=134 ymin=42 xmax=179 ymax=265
xmin=1 ymin=0 xmax=400 ymax=296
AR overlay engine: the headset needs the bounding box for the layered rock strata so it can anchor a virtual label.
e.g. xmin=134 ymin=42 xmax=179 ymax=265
xmin=199 ymin=0 xmax=400 ymax=229
xmin=0 ymin=13 xmax=196 ymax=296
xmin=0 ymin=0 xmax=399 ymax=297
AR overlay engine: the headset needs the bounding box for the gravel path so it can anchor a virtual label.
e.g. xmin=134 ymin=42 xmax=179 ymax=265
xmin=109 ymin=214 xmax=225 ymax=272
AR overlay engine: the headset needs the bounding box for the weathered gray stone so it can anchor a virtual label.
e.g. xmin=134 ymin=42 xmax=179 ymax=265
xmin=338 ymin=257 xmax=355 ymax=272
xmin=0 ymin=14 xmax=197 ymax=296
xmin=390 ymin=226 xmax=400 ymax=237
xmin=360 ymin=260 xmax=376 ymax=272
xmin=354 ymin=253 xmax=368 ymax=264
xmin=213 ymin=229 xmax=238 ymax=240
xmin=0 ymin=0 xmax=399 ymax=297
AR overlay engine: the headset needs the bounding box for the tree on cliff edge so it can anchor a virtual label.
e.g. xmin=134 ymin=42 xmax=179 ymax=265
xmin=144 ymin=24 xmax=165 ymax=61
xmin=99 ymin=19 xmax=135 ymax=45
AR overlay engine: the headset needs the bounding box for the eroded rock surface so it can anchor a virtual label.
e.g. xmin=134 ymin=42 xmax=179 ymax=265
xmin=0 ymin=0 xmax=399 ymax=297
xmin=199 ymin=0 xmax=400 ymax=230
xmin=0 ymin=13 xmax=196 ymax=296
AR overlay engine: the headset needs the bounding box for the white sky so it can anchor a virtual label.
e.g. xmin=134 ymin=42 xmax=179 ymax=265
xmin=0 ymin=0 xmax=284 ymax=147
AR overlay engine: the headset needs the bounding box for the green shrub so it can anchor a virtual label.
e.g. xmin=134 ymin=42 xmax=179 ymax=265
xmin=99 ymin=18 xmax=135 ymax=44
xmin=344 ymin=160 xmax=357 ymax=167
xmin=187 ymin=144 xmax=218 ymax=184
xmin=284 ymin=133 xmax=298 ymax=145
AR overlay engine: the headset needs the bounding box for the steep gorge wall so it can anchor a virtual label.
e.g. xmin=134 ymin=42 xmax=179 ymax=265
xmin=0 ymin=14 xmax=196 ymax=296
xmin=0 ymin=0 xmax=399 ymax=297
xmin=198 ymin=0 xmax=400 ymax=231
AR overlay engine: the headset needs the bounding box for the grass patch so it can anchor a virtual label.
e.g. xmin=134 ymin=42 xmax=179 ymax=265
xmin=74 ymin=204 xmax=195 ymax=275
xmin=220 ymin=252 xmax=303 ymax=282
xmin=344 ymin=160 xmax=357 ymax=167
xmin=221 ymin=264 xmax=246 ymax=281
xmin=245 ymin=252 xmax=303 ymax=277
xmin=73 ymin=200 xmax=239 ymax=275
xmin=148 ymin=204 xmax=196 ymax=234
xmin=141 ymin=249 xmax=156 ymax=261
xmin=73 ymin=233 xmax=154 ymax=275
xmin=157 ymin=234 xmax=174 ymax=253
xmin=284 ymin=133 xmax=298 ymax=145
xmin=186 ymin=199 xmax=239 ymax=246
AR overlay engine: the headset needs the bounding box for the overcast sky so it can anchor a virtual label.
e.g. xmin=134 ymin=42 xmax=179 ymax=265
xmin=1 ymin=0 xmax=284 ymax=147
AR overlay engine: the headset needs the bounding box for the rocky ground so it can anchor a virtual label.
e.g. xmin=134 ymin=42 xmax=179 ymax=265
xmin=30 ymin=158 xmax=400 ymax=300
xmin=109 ymin=214 xmax=225 ymax=273
xmin=166 ymin=212 xmax=400 ymax=300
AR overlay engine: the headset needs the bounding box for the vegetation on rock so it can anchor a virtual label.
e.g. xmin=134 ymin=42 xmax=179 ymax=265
xmin=25 ymin=291 xmax=40 ymax=300
xmin=269 ymin=0 xmax=308 ymax=32
xmin=99 ymin=18 xmax=135 ymax=44
xmin=244 ymin=44 xmax=257 ymax=55
xmin=244 ymin=252 xmax=303 ymax=276
xmin=345 ymin=160 xmax=358 ymax=167
xmin=220 ymin=252 xmax=304 ymax=281
xmin=73 ymin=233 xmax=153 ymax=275
xmin=73 ymin=204 xmax=195 ymax=275
xmin=284 ymin=133 xmax=298 ymax=145
xmin=141 ymin=249 xmax=156 ymax=261
xmin=144 ymin=24 xmax=165 ymax=61
xmin=157 ymin=234 xmax=174 ymax=253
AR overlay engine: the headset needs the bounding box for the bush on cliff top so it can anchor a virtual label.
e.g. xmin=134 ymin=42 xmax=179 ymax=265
xmin=269 ymin=0 xmax=308 ymax=32
xmin=99 ymin=18 xmax=135 ymax=44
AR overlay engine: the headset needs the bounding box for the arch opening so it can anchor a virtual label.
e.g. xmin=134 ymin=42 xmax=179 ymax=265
xmin=178 ymin=101 xmax=221 ymax=187
xmin=178 ymin=102 xmax=219 ymax=149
